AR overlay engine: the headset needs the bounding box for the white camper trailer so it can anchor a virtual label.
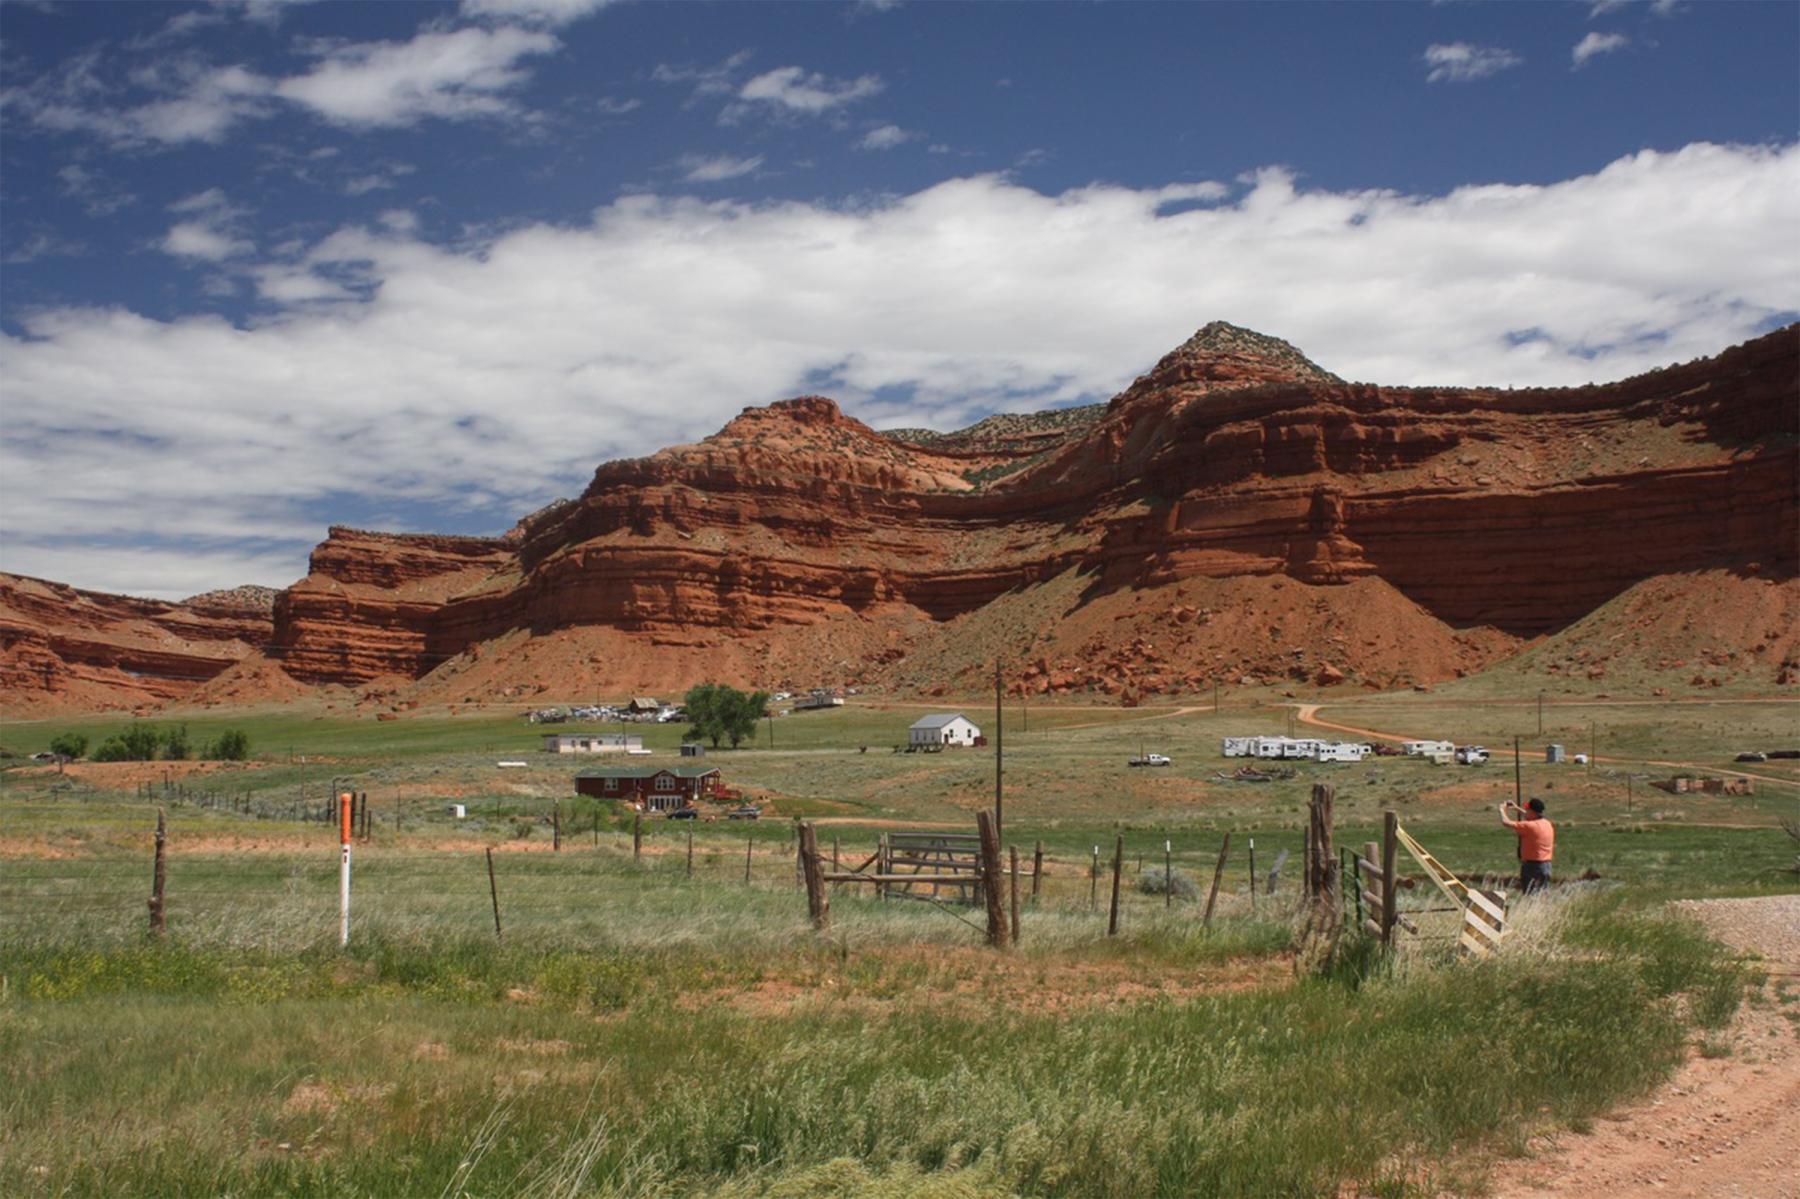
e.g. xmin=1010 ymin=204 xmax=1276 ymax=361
xmin=1401 ymin=740 xmax=1455 ymax=757
xmin=1221 ymin=737 xmax=1255 ymax=758
xmin=1280 ymin=739 xmax=1324 ymax=760
xmin=1251 ymin=736 xmax=1290 ymax=759
xmin=1317 ymin=742 xmax=1367 ymax=763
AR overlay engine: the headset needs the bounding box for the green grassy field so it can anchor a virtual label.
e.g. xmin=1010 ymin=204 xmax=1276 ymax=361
xmin=3 ymin=694 xmax=1795 ymax=1196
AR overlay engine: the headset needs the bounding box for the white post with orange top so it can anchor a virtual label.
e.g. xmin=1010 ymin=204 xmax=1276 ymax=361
xmin=339 ymin=791 xmax=353 ymax=948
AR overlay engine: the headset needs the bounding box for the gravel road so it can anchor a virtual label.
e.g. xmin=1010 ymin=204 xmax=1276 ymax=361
xmin=1673 ymin=892 xmax=1800 ymax=970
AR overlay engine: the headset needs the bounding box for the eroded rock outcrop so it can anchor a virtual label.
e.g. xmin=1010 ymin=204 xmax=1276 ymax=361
xmin=0 ymin=573 xmax=274 ymax=713
xmin=9 ymin=320 xmax=1796 ymax=712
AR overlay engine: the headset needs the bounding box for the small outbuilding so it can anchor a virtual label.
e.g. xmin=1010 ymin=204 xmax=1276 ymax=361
xmin=625 ymin=697 xmax=662 ymax=715
xmin=909 ymin=713 xmax=982 ymax=748
xmin=575 ymin=765 xmax=723 ymax=812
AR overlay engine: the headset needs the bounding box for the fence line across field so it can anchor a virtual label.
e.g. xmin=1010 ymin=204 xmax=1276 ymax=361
xmin=3 ymin=798 xmax=1510 ymax=955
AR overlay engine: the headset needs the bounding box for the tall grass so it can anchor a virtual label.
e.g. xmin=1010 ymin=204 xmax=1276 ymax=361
xmin=0 ymin=885 xmax=1748 ymax=1197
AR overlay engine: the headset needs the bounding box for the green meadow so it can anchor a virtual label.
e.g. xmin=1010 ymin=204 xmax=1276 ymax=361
xmin=2 ymin=694 xmax=1794 ymax=1195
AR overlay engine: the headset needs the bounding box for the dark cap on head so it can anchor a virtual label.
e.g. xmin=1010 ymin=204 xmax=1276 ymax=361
xmin=1527 ymin=798 xmax=1546 ymax=815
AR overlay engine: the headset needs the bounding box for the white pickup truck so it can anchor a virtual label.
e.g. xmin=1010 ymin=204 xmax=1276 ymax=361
xmin=1454 ymin=745 xmax=1490 ymax=766
xmin=1128 ymin=753 xmax=1172 ymax=767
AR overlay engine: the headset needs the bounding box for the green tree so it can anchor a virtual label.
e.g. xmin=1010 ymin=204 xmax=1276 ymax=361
xmin=721 ymin=688 xmax=771 ymax=749
xmin=119 ymin=725 xmax=160 ymax=762
xmin=91 ymin=737 xmax=131 ymax=762
xmin=48 ymin=732 xmax=88 ymax=760
xmin=684 ymin=683 xmax=727 ymax=748
xmin=208 ymin=729 xmax=250 ymax=761
xmin=161 ymin=724 xmax=191 ymax=761
xmin=683 ymin=684 xmax=771 ymax=749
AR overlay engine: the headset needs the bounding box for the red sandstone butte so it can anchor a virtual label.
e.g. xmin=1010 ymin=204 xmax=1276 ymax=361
xmin=6 ymin=321 xmax=1796 ymax=712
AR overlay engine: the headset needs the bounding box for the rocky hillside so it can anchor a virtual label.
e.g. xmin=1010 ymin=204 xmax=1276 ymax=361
xmin=6 ymin=320 xmax=1795 ymax=712
xmin=0 ymin=573 xmax=274 ymax=714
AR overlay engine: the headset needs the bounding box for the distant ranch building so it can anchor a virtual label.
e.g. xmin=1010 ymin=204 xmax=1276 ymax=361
xmin=575 ymin=765 xmax=722 ymax=811
xmin=542 ymin=733 xmax=643 ymax=754
xmin=909 ymin=713 xmax=982 ymax=748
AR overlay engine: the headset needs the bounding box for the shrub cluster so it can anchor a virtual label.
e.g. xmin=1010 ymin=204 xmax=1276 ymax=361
xmin=78 ymin=725 xmax=251 ymax=762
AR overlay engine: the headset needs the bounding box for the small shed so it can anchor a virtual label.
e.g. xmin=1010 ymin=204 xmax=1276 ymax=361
xmin=575 ymin=765 xmax=722 ymax=812
xmin=680 ymin=742 xmax=705 ymax=758
xmin=1545 ymin=744 xmax=1566 ymax=763
xmin=909 ymin=713 xmax=981 ymax=748
xmin=625 ymin=697 xmax=662 ymax=715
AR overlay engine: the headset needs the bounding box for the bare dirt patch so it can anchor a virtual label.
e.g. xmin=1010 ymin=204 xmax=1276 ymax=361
xmin=1497 ymin=895 xmax=1800 ymax=1199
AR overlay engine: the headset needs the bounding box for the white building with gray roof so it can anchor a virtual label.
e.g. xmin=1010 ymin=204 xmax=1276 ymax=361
xmin=908 ymin=713 xmax=982 ymax=747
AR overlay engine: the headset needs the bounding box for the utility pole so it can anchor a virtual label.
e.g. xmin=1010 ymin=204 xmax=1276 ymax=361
xmin=994 ymin=658 xmax=1004 ymax=845
xmin=767 ymin=711 xmax=774 ymax=750
xmin=1537 ymin=690 xmax=1544 ymax=736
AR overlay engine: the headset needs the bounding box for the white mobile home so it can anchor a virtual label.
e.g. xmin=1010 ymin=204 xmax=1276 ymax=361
xmin=1401 ymin=740 xmax=1455 ymax=757
xmin=542 ymin=733 xmax=644 ymax=755
xmin=909 ymin=713 xmax=982 ymax=748
xmin=1221 ymin=737 xmax=1256 ymax=758
xmin=1250 ymin=736 xmax=1290 ymax=759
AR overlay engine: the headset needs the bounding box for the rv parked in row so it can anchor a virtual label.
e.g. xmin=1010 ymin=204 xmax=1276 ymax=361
xmin=1220 ymin=736 xmax=1370 ymax=763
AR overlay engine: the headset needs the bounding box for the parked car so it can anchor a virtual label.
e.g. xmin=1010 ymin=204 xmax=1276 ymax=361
xmin=727 ymin=805 xmax=762 ymax=820
xmin=1128 ymin=753 xmax=1172 ymax=767
xmin=667 ymin=806 xmax=699 ymax=820
xmin=1371 ymin=744 xmax=1402 ymax=757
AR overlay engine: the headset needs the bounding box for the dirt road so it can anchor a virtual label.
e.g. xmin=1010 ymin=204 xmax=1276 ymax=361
xmin=1496 ymin=895 xmax=1800 ymax=1199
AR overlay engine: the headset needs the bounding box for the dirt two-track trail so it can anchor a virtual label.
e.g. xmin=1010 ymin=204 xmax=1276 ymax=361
xmin=1497 ymin=896 xmax=1800 ymax=1199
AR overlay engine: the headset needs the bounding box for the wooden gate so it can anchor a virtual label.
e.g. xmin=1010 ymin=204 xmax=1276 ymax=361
xmin=877 ymin=830 xmax=984 ymax=904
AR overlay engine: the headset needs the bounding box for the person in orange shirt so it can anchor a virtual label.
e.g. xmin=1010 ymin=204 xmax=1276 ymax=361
xmin=1499 ymin=798 xmax=1554 ymax=892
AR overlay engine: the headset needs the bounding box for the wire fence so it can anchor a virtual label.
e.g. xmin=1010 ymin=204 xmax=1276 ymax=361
xmin=0 ymin=820 xmax=1319 ymax=952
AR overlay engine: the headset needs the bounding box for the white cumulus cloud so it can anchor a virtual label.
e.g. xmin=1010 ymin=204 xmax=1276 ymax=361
xmin=1424 ymin=42 xmax=1523 ymax=83
xmin=858 ymin=124 xmax=913 ymax=151
xmin=678 ymin=154 xmax=764 ymax=182
xmin=275 ymin=26 xmax=559 ymax=127
xmin=2 ymin=142 xmax=1796 ymax=597
xmin=1573 ymin=31 xmax=1630 ymax=67
xmin=727 ymin=65 xmax=883 ymax=121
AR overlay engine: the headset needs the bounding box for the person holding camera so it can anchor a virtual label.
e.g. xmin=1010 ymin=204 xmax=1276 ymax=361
xmin=1499 ymin=797 xmax=1554 ymax=893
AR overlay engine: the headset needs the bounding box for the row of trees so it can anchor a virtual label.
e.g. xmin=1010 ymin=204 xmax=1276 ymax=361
xmin=49 ymin=726 xmax=251 ymax=763
xmin=682 ymin=684 xmax=770 ymax=749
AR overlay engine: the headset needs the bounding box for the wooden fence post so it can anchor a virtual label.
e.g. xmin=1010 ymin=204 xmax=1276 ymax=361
xmin=1009 ymin=846 xmax=1021 ymax=945
xmin=1107 ymin=834 xmax=1124 ymax=937
xmin=1380 ymin=810 xmax=1399 ymax=946
xmin=976 ymin=811 xmax=1008 ymax=948
xmin=744 ymin=833 xmax=753 ymax=885
xmin=1089 ymin=844 xmax=1099 ymax=910
xmin=1307 ymin=784 xmax=1337 ymax=926
xmin=799 ymin=823 xmax=829 ymax=931
xmin=1247 ymin=837 xmax=1257 ymax=912
xmin=148 ymin=808 xmax=167 ymax=936
xmin=686 ymin=828 xmax=694 ymax=877
xmin=1203 ymin=832 xmax=1232 ymax=928
xmin=1360 ymin=838 xmax=1384 ymax=940
xmin=485 ymin=846 xmax=502 ymax=940
xmin=1032 ymin=840 xmax=1043 ymax=902
xmin=1165 ymin=839 xmax=1173 ymax=910
xmin=553 ymin=801 xmax=561 ymax=852
xmin=633 ymin=811 xmax=641 ymax=865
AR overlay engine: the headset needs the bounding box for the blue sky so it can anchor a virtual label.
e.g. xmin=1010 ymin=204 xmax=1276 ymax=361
xmin=2 ymin=0 xmax=1796 ymax=598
